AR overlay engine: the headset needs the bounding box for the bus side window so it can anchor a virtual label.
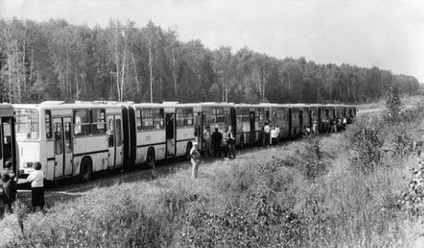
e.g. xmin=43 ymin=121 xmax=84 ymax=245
xmin=136 ymin=108 xmax=142 ymax=131
xmin=91 ymin=109 xmax=106 ymax=135
xmin=2 ymin=120 xmax=12 ymax=161
xmin=74 ymin=109 xmax=90 ymax=136
xmin=108 ymin=119 xmax=114 ymax=147
xmin=45 ymin=110 xmax=52 ymax=139
xmin=64 ymin=121 xmax=72 ymax=154
xmin=116 ymin=119 xmax=122 ymax=147
xmin=74 ymin=115 xmax=82 ymax=135
xmin=3 ymin=136 xmax=11 ymax=161
xmin=55 ymin=123 xmax=62 ymax=155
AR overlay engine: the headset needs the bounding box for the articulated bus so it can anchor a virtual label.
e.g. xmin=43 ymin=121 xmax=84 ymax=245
xmin=15 ymin=101 xmax=200 ymax=182
xmin=14 ymin=101 xmax=356 ymax=183
xmin=0 ymin=104 xmax=18 ymax=189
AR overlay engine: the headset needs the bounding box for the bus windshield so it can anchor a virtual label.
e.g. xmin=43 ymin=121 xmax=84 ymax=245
xmin=15 ymin=109 xmax=40 ymax=140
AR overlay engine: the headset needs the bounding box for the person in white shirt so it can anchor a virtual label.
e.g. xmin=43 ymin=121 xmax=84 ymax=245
xmin=275 ymin=125 xmax=281 ymax=144
xmin=271 ymin=127 xmax=278 ymax=145
xmin=27 ymin=162 xmax=45 ymax=211
xmin=190 ymin=142 xmax=202 ymax=179
xmin=312 ymin=121 xmax=318 ymax=135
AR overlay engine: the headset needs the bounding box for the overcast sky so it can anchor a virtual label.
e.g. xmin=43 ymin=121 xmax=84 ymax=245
xmin=1 ymin=0 xmax=423 ymax=82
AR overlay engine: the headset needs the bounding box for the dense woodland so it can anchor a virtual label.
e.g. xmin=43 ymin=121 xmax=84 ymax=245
xmin=0 ymin=18 xmax=420 ymax=104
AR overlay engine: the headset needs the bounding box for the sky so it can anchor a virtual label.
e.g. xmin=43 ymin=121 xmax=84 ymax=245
xmin=1 ymin=0 xmax=423 ymax=82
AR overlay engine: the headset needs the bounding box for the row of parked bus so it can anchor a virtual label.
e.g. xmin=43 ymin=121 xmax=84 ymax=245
xmin=1 ymin=101 xmax=356 ymax=183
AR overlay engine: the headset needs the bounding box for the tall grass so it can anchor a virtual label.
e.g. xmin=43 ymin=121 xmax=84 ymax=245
xmin=2 ymin=103 xmax=424 ymax=247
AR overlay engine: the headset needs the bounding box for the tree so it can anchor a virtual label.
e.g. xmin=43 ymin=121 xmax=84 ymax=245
xmin=0 ymin=17 xmax=420 ymax=105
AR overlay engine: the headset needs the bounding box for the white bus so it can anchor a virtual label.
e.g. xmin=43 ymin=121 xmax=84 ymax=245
xmin=0 ymin=104 xmax=19 ymax=188
xmin=15 ymin=101 xmax=125 ymax=182
xmin=15 ymin=101 xmax=200 ymax=182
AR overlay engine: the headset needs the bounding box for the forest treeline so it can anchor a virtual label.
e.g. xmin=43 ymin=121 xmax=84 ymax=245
xmin=0 ymin=18 xmax=420 ymax=104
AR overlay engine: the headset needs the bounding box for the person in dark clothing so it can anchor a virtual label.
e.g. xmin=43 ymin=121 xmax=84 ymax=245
xmin=1 ymin=161 xmax=17 ymax=214
xmin=211 ymin=127 xmax=223 ymax=158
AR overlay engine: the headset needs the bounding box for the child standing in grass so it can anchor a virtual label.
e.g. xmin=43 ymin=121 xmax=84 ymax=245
xmin=27 ymin=162 xmax=45 ymax=212
xmin=190 ymin=142 xmax=202 ymax=179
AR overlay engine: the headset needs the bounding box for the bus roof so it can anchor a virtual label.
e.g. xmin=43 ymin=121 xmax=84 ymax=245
xmin=289 ymin=103 xmax=310 ymax=107
xmin=13 ymin=103 xmax=123 ymax=110
xmin=234 ymin=103 xmax=267 ymax=108
xmin=198 ymin=102 xmax=234 ymax=107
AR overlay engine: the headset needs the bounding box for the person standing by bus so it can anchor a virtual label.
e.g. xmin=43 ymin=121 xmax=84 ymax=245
xmin=264 ymin=122 xmax=271 ymax=146
xmin=275 ymin=125 xmax=280 ymax=144
xmin=312 ymin=121 xmax=318 ymax=135
xmin=27 ymin=162 xmax=45 ymax=212
xmin=211 ymin=127 xmax=222 ymax=158
xmin=190 ymin=142 xmax=202 ymax=179
xmin=226 ymin=126 xmax=236 ymax=159
xmin=222 ymin=126 xmax=230 ymax=158
xmin=203 ymin=126 xmax=211 ymax=157
xmin=1 ymin=161 xmax=16 ymax=214
xmin=271 ymin=127 xmax=278 ymax=146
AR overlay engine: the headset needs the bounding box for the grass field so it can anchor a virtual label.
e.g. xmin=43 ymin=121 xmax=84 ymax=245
xmin=2 ymin=97 xmax=424 ymax=247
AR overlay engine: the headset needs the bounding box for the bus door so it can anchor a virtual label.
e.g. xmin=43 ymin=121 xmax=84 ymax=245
xmin=288 ymin=109 xmax=293 ymax=137
xmin=309 ymin=110 xmax=313 ymax=127
xmin=166 ymin=113 xmax=176 ymax=157
xmin=107 ymin=115 xmax=123 ymax=168
xmin=299 ymin=110 xmax=304 ymax=130
xmin=230 ymin=107 xmax=236 ymax=142
xmin=249 ymin=111 xmax=255 ymax=143
xmin=318 ymin=108 xmax=322 ymax=128
xmin=194 ymin=112 xmax=202 ymax=148
xmin=54 ymin=117 xmax=73 ymax=178
xmin=1 ymin=117 xmax=16 ymax=171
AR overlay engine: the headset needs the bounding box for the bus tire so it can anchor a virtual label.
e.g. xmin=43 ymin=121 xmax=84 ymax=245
xmin=79 ymin=157 xmax=92 ymax=183
xmin=146 ymin=148 xmax=156 ymax=169
xmin=185 ymin=142 xmax=192 ymax=160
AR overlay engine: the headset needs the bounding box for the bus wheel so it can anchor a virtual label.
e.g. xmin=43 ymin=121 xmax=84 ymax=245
xmin=185 ymin=142 xmax=192 ymax=160
xmin=79 ymin=157 xmax=92 ymax=182
xmin=146 ymin=148 xmax=156 ymax=169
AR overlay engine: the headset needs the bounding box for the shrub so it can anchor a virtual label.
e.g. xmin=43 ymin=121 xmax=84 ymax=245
xmin=302 ymin=135 xmax=322 ymax=161
xmin=383 ymin=87 xmax=402 ymax=124
xmin=300 ymin=135 xmax=327 ymax=180
xmin=213 ymin=161 xmax=257 ymax=195
xmin=7 ymin=189 xmax=167 ymax=248
xmin=349 ymin=117 xmax=384 ymax=175
xmin=399 ymin=159 xmax=424 ymax=218
xmin=180 ymin=188 xmax=305 ymax=248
